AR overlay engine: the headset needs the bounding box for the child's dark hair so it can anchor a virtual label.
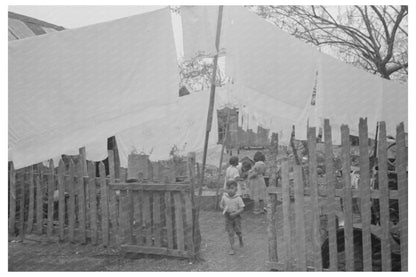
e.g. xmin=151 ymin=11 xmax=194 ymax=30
xmin=229 ymin=156 xmax=239 ymax=166
xmin=226 ymin=180 xmax=238 ymax=189
xmin=253 ymin=151 xmax=266 ymax=162
xmin=241 ymin=160 xmax=252 ymax=172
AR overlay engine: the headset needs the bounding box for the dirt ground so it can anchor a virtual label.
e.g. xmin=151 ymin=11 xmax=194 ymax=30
xmin=8 ymin=209 xmax=270 ymax=271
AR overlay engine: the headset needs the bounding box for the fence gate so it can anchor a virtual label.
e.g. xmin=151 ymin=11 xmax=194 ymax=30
xmin=110 ymin=182 xmax=197 ymax=259
xmin=266 ymin=119 xmax=407 ymax=271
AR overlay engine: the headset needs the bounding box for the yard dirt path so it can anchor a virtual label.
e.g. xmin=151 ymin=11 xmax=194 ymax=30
xmin=8 ymin=210 xmax=270 ymax=271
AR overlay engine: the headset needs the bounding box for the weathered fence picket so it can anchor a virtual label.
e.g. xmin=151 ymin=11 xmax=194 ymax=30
xmin=341 ymin=125 xmax=354 ymax=271
xmin=324 ymin=119 xmax=338 ymax=271
xmin=281 ymin=161 xmax=292 ymax=270
xmin=68 ymin=159 xmax=76 ymax=242
xmin=58 ymin=159 xmax=65 ymax=241
xmin=293 ymin=165 xmax=307 ymax=271
xmin=358 ymin=118 xmax=373 ymax=271
xmin=88 ymin=161 xmax=98 ymax=245
xmin=77 ymin=158 xmax=87 ymax=244
xmin=36 ymin=165 xmax=43 ymax=235
xmin=9 ymin=163 xmax=16 ymax=236
xmin=396 ymin=122 xmax=408 ymax=271
xmin=100 ymin=162 xmax=110 ymax=246
xmin=27 ymin=166 xmax=35 ymax=234
xmin=308 ymin=127 xmax=322 ymax=271
xmin=47 ymin=159 xmax=54 ymax=239
xmin=19 ymin=171 xmax=25 ymax=240
xmin=378 ymin=121 xmax=391 ymax=271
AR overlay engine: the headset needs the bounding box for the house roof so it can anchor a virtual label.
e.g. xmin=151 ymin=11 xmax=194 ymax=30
xmin=8 ymin=11 xmax=65 ymax=41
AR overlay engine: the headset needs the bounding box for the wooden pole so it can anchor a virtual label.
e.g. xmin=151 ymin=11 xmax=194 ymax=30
xmin=214 ymin=108 xmax=231 ymax=210
xmin=199 ymin=5 xmax=224 ymax=204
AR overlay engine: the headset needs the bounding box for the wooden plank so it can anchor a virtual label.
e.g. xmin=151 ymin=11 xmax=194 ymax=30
xmin=19 ymin=170 xmax=26 ymax=240
xmin=58 ymin=159 xmax=65 ymax=241
xmin=47 ymin=159 xmax=55 ymax=238
xmin=88 ymin=162 xmax=98 ymax=245
xmin=153 ymin=192 xmax=162 ymax=247
xmin=77 ymin=160 xmax=87 ymax=244
xmin=187 ymin=152 xmax=199 ymax=255
xmin=341 ymin=125 xmax=354 ymax=271
xmin=27 ymin=166 xmax=35 ymax=234
xmin=68 ymin=159 xmax=76 ymax=242
xmin=9 ymin=162 xmax=17 ymax=236
xmin=121 ymin=245 xmax=190 ymax=259
xmin=107 ymin=149 xmax=119 ymax=245
xmin=109 ymin=183 xmax=190 ymax=192
xmin=79 ymin=147 xmax=89 ymax=230
xmin=396 ymin=122 xmax=407 ymax=271
xmin=99 ymin=162 xmax=110 ymax=246
xmin=358 ymin=118 xmax=373 ymax=271
xmin=308 ymin=127 xmax=322 ymax=270
xmin=164 ymin=192 xmax=174 ymax=249
xmin=173 ymin=192 xmax=185 ymax=251
xmin=267 ymin=180 xmax=278 ymax=263
xmin=133 ymin=190 xmax=143 ymax=245
xmin=377 ymin=121 xmax=391 ymax=271
xmin=183 ymin=191 xmax=194 ymax=254
xmin=281 ymin=161 xmax=292 ymax=270
xmin=128 ymin=189 xmax=134 ymax=244
xmin=118 ymin=189 xmax=132 ymax=245
xmin=324 ymin=119 xmax=338 ymax=271
xmin=35 ymin=165 xmax=43 ymax=235
xmin=293 ymin=165 xmax=307 ymax=271
xmin=142 ymin=191 xmax=152 ymax=246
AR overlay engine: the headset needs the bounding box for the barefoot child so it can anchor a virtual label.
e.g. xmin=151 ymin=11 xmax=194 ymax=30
xmin=219 ymin=180 xmax=245 ymax=255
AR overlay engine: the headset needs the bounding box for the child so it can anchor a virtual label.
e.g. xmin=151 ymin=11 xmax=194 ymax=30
xmin=219 ymin=180 xmax=245 ymax=255
xmin=223 ymin=156 xmax=241 ymax=195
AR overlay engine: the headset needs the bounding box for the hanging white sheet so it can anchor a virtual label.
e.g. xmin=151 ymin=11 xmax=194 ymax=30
xmin=9 ymin=8 xmax=179 ymax=169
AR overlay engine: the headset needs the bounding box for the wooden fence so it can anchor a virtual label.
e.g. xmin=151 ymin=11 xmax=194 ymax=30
xmin=8 ymin=149 xmax=200 ymax=260
xmin=266 ymin=119 xmax=407 ymax=271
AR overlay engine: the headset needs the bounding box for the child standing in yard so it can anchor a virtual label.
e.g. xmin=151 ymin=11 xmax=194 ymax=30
xmin=219 ymin=180 xmax=245 ymax=255
xmin=223 ymin=156 xmax=242 ymax=195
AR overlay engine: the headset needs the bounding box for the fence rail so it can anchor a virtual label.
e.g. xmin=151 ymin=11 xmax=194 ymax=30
xmin=267 ymin=119 xmax=407 ymax=271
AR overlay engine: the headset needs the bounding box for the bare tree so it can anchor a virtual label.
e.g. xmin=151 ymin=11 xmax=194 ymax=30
xmin=250 ymin=5 xmax=408 ymax=81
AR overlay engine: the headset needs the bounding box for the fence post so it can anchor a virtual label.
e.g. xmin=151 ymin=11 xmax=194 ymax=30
xmin=9 ymin=162 xmax=16 ymax=237
xmin=378 ymin=121 xmax=391 ymax=271
xmin=58 ymin=159 xmax=65 ymax=241
xmin=19 ymin=170 xmax=26 ymax=241
xmin=68 ymin=159 xmax=76 ymax=242
xmin=27 ymin=165 xmax=35 ymax=234
xmin=47 ymin=159 xmax=55 ymax=239
xmin=341 ymin=125 xmax=354 ymax=271
xmin=77 ymin=157 xmax=87 ymax=244
xmin=36 ymin=164 xmax=43 ymax=235
xmin=396 ymin=122 xmax=407 ymax=271
xmin=107 ymin=149 xmax=119 ymax=245
xmin=173 ymin=191 xmax=185 ymax=251
xmin=88 ymin=161 xmax=98 ymax=245
xmin=358 ymin=118 xmax=373 ymax=271
xmin=324 ymin=119 xmax=338 ymax=271
xmin=308 ymin=127 xmax=322 ymax=270
xmin=294 ymin=164 xmax=307 ymax=271
xmin=99 ymin=162 xmax=110 ymax=247
xmin=281 ymin=160 xmax=292 ymax=270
